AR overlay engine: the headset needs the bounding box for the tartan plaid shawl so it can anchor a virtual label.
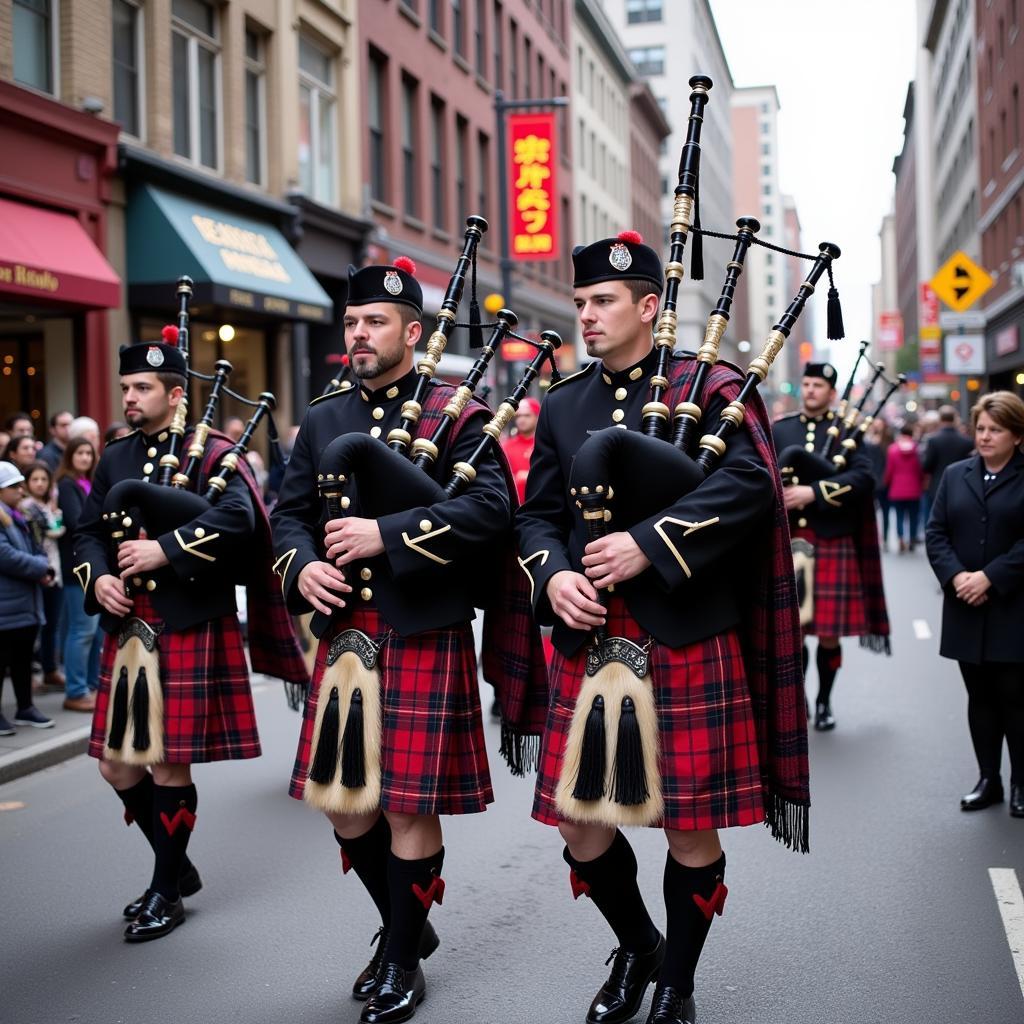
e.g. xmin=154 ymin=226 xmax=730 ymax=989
xmin=855 ymin=496 xmax=892 ymax=654
xmin=198 ymin=432 xmax=310 ymax=707
xmin=669 ymin=359 xmax=811 ymax=852
xmin=417 ymin=384 xmax=549 ymax=776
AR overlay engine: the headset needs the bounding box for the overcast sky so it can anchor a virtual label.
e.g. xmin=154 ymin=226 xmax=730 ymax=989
xmin=709 ymin=0 xmax=919 ymax=376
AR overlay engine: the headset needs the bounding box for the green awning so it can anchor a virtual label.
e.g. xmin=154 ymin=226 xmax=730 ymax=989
xmin=127 ymin=185 xmax=332 ymax=322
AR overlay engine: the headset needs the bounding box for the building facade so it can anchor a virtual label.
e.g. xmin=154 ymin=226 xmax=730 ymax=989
xmin=893 ymin=83 xmax=921 ymax=379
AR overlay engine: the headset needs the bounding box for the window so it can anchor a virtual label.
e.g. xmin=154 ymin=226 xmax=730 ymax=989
xmin=493 ymin=3 xmax=503 ymax=88
xmin=524 ymin=36 xmax=532 ymax=97
xmin=761 ymin=142 xmax=770 ymax=155
xmin=452 ymin=0 xmax=465 ymax=56
xmin=298 ymin=34 xmax=337 ymax=203
xmin=509 ymin=20 xmax=518 ymax=97
xmin=475 ymin=0 xmax=486 ymax=75
xmin=455 ymin=116 xmax=469 ymax=229
xmin=762 ymin=163 xmax=771 ymax=176
xmin=627 ymin=46 xmax=665 ymax=77
xmin=172 ymin=0 xmax=220 ymax=169
xmin=112 ymin=0 xmax=143 ymax=136
xmin=626 ymin=0 xmax=662 ymax=23
xmin=244 ymin=28 xmax=267 ymax=185
xmin=401 ymin=0 xmax=419 ymax=14
xmin=13 ymin=0 xmax=57 ymax=94
xmin=402 ymin=75 xmax=420 ymax=217
xmin=368 ymin=49 xmax=388 ymax=203
xmin=430 ymin=97 xmax=446 ymax=230
xmin=428 ymin=0 xmax=442 ymax=33
xmin=477 ymin=131 xmax=490 ymax=223
xmin=762 ymin=183 xmax=771 ymax=195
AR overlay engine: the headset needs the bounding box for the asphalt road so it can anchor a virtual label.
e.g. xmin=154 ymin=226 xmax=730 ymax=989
xmin=3 ymin=548 xmax=1023 ymax=1024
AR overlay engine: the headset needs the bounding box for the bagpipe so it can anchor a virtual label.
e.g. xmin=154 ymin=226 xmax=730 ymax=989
xmin=100 ymin=276 xmax=289 ymax=765
xmin=302 ymin=215 xmax=561 ymax=814
xmin=553 ymin=76 xmax=842 ymax=840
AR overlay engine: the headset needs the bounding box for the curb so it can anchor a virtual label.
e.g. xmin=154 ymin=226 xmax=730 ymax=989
xmin=0 ymin=726 xmax=91 ymax=786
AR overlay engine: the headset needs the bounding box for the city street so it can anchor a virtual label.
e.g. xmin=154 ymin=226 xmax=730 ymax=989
xmin=3 ymin=548 xmax=1023 ymax=1024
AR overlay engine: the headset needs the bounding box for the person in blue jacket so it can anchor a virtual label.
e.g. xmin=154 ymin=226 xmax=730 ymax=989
xmin=0 ymin=461 xmax=55 ymax=733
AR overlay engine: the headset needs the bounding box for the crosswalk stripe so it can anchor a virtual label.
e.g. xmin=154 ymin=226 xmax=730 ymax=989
xmin=990 ymin=868 xmax=1024 ymax=1001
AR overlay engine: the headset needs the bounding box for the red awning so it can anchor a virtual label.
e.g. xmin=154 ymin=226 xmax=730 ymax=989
xmin=0 ymin=196 xmax=120 ymax=309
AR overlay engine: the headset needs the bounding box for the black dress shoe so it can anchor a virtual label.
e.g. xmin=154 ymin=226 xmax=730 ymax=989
xmin=123 ymin=891 xmax=185 ymax=943
xmin=645 ymin=986 xmax=695 ymax=1024
xmin=352 ymin=921 xmax=440 ymax=1000
xmin=1010 ymin=784 xmax=1024 ymax=818
xmin=359 ymin=962 xmax=425 ymax=1024
xmin=960 ymin=777 xmax=1004 ymax=811
xmin=586 ymin=935 xmax=666 ymax=1024
xmin=123 ymin=862 xmax=203 ymax=919
xmin=813 ymin=702 xmax=836 ymax=731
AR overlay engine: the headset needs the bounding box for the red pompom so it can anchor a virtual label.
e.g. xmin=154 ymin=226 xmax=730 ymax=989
xmin=617 ymin=230 xmax=644 ymax=245
xmin=340 ymin=353 xmax=350 ymax=366
xmin=161 ymin=325 xmax=179 ymax=345
xmin=392 ymin=256 xmax=417 ymax=275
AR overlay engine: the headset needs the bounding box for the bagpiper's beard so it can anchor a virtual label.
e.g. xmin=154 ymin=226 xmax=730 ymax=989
xmin=351 ymin=345 xmax=405 ymax=381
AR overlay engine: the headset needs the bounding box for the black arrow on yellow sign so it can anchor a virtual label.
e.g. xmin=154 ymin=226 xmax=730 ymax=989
xmin=954 ymin=264 xmax=971 ymax=303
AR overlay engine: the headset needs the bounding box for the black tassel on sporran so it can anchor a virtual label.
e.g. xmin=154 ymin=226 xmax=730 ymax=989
xmin=571 ymin=695 xmax=607 ymax=801
xmin=611 ymin=697 xmax=649 ymax=806
xmin=108 ymin=667 xmax=130 ymax=750
xmin=131 ymin=668 xmax=151 ymax=751
xmin=308 ymin=687 xmax=341 ymax=785
xmin=340 ymin=688 xmax=366 ymax=788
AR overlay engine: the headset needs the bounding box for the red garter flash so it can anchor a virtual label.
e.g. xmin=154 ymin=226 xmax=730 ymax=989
xmin=570 ymin=869 xmax=591 ymax=901
xmin=692 ymin=881 xmax=728 ymax=922
xmin=412 ymin=876 xmax=445 ymax=910
xmin=160 ymin=806 xmax=197 ymax=836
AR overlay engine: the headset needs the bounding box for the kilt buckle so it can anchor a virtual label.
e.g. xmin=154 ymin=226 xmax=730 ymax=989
xmin=325 ymin=628 xmax=382 ymax=670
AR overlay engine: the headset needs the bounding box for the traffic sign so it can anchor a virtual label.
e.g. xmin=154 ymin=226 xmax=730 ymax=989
xmin=930 ymin=251 xmax=994 ymax=312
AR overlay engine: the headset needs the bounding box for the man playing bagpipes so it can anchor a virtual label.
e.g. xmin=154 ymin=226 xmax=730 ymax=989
xmin=772 ymin=362 xmax=890 ymax=732
xmin=515 ymin=231 xmax=809 ymax=1024
xmin=270 ymin=257 xmax=546 ymax=1024
xmin=73 ymin=334 xmax=308 ymax=942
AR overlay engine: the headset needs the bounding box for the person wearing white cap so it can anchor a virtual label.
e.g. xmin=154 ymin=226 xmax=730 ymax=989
xmin=0 ymin=461 xmax=55 ymax=733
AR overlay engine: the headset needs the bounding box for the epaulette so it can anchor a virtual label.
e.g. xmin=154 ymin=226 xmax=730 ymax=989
xmin=545 ymin=361 xmax=596 ymax=395
xmin=308 ymin=380 xmax=356 ymax=407
xmin=104 ymin=428 xmax=139 ymax=447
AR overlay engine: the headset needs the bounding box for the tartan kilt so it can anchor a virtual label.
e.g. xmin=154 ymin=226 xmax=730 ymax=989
xmin=88 ymin=592 xmax=260 ymax=764
xmin=533 ymin=599 xmax=764 ymax=832
xmin=792 ymin=526 xmax=869 ymax=638
xmin=289 ymin=606 xmax=493 ymax=815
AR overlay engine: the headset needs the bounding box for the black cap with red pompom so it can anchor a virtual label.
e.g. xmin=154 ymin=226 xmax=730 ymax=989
xmin=118 ymin=325 xmax=188 ymax=376
xmin=346 ymin=256 xmax=423 ymax=313
xmin=571 ymin=230 xmax=663 ymax=293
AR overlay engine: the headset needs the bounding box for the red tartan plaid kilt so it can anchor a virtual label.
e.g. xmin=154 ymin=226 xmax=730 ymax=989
xmin=793 ymin=526 xmax=869 ymax=638
xmin=289 ymin=606 xmax=493 ymax=815
xmin=533 ymin=599 xmax=764 ymax=832
xmin=87 ymin=593 xmax=260 ymax=764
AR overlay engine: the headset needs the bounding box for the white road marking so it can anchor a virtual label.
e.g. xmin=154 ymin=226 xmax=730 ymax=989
xmin=912 ymin=618 xmax=932 ymax=640
xmin=990 ymin=868 xmax=1024 ymax=1000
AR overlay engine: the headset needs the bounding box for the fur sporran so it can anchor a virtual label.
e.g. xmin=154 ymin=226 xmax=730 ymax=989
xmin=791 ymin=537 xmax=815 ymax=628
xmin=104 ymin=618 xmax=165 ymax=765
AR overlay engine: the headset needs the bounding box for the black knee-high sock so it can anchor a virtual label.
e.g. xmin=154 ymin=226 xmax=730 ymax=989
xmin=382 ymin=847 xmax=445 ymax=970
xmin=816 ymin=644 xmax=841 ymax=707
xmin=659 ymin=852 xmax=726 ymax=997
xmin=149 ymin=783 xmax=198 ymax=901
xmin=564 ymin=831 xmax=660 ymax=953
xmin=335 ymin=815 xmax=392 ymax=928
xmin=116 ymin=775 xmax=196 ymax=879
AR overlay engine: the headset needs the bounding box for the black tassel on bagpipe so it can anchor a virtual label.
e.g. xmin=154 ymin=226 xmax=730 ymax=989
xmin=826 ymin=265 xmax=845 ymax=341
xmin=131 ymin=669 xmax=151 ymax=752
xmin=108 ymin=667 xmax=130 ymax=750
xmin=690 ymin=182 xmax=704 ymax=282
xmin=571 ymin=695 xmax=607 ymax=801
xmin=308 ymin=687 xmax=341 ymax=785
xmin=611 ymin=697 xmax=649 ymax=806
xmin=340 ymin=688 xmax=366 ymax=789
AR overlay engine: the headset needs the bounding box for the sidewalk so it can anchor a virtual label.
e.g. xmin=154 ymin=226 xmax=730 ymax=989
xmin=0 ymin=685 xmax=93 ymax=785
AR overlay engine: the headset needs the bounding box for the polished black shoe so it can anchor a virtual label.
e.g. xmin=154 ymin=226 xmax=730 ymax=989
xmin=358 ymin=962 xmax=425 ymax=1024
xmin=960 ymin=777 xmax=1004 ymax=811
xmin=645 ymin=986 xmax=695 ymax=1024
xmin=123 ymin=862 xmax=203 ymax=919
xmin=813 ymin=702 xmax=836 ymax=731
xmin=1009 ymin=783 xmax=1024 ymax=819
xmin=352 ymin=921 xmax=441 ymax=1000
xmin=586 ymin=935 xmax=666 ymax=1024
xmin=123 ymin=891 xmax=185 ymax=943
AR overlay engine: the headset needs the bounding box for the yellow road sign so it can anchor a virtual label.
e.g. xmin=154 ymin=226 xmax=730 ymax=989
xmin=930 ymin=251 xmax=994 ymax=312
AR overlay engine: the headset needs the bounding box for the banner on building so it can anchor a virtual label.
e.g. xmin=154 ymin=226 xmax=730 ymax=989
xmin=877 ymin=311 xmax=904 ymax=351
xmin=944 ymin=333 xmax=986 ymax=375
xmin=508 ymin=113 xmax=558 ymax=262
xmin=918 ymin=282 xmax=942 ymax=373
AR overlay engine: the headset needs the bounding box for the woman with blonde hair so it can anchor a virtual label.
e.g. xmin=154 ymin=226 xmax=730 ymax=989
xmin=926 ymin=391 xmax=1024 ymax=818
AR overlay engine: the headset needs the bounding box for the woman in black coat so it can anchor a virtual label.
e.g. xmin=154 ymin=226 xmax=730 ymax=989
xmin=926 ymin=391 xmax=1024 ymax=818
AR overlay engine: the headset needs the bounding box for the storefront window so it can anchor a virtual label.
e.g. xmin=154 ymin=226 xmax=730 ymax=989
xmin=113 ymin=0 xmax=143 ymax=138
xmin=298 ymin=35 xmax=337 ymax=205
xmin=171 ymin=0 xmax=220 ymax=170
xmin=13 ymin=0 xmax=57 ymax=95
xmin=0 ymin=336 xmax=46 ymax=434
